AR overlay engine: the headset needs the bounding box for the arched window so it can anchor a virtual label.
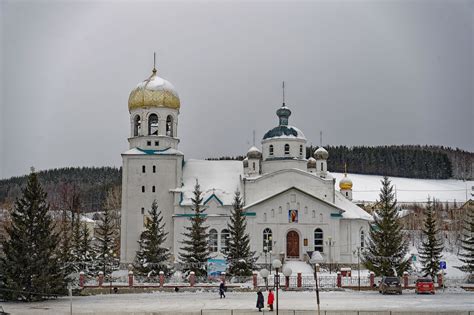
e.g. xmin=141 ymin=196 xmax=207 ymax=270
xmin=278 ymin=206 xmax=282 ymax=214
xmin=271 ymin=209 xmax=275 ymax=218
xmin=320 ymin=213 xmax=323 ymax=222
xmin=148 ymin=114 xmax=159 ymax=135
xmin=253 ymin=162 xmax=256 ymax=170
xmin=320 ymin=162 xmax=324 ymax=171
xmin=312 ymin=210 xmax=316 ymax=218
xmin=221 ymin=229 xmax=230 ymax=253
xmin=209 ymin=229 xmax=218 ymax=252
xmin=166 ymin=115 xmax=173 ymax=136
xmin=269 ymin=145 xmax=274 ymax=156
xmin=284 ymin=144 xmax=290 ymax=155
xmin=133 ymin=115 xmax=141 ymax=136
xmin=314 ymin=228 xmax=324 ymax=253
xmin=360 ymin=230 xmax=365 ymax=249
xmin=263 ymin=228 xmax=272 ymax=252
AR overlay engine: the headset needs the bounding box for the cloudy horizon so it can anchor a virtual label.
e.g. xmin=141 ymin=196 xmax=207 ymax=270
xmin=0 ymin=0 xmax=472 ymax=179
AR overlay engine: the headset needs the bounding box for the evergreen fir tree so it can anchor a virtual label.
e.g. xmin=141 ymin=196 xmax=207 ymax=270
xmin=57 ymin=210 xmax=74 ymax=277
xmin=0 ymin=169 xmax=66 ymax=301
xmin=79 ymin=221 xmax=96 ymax=276
xmin=179 ymin=180 xmax=209 ymax=277
xmin=226 ymin=190 xmax=255 ymax=276
xmin=134 ymin=200 xmax=171 ymax=276
xmin=458 ymin=207 xmax=474 ymax=275
xmin=362 ymin=176 xmax=410 ymax=276
xmin=418 ymin=198 xmax=444 ymax=279
xmin=70 ymin=216 xmax=82 ymax=271
xmin=94 ymin=204 xmax=119 ymax=279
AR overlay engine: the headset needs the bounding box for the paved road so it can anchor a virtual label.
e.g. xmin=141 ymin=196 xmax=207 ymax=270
xmin=1 ymin=289 xmax=473 ymax=314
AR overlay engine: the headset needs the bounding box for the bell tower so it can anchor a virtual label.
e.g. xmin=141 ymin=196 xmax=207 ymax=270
xmin=120 ymin=58 xmax=183 ymax=265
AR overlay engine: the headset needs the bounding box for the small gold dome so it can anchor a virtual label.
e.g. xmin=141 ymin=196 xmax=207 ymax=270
xmin=128 ymin=69 xmax=180 ymax=111
xmin=339 ymin=176 xmax=353 ymax=190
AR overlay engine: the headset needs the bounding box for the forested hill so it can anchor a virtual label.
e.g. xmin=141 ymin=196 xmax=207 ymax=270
xmin=210 ymin=145 xmax=472 ymax=180
xmin=0 ymin=167 xmax=121 ymax=212
xmin=319 ymin=145 xmax=472 ymax=180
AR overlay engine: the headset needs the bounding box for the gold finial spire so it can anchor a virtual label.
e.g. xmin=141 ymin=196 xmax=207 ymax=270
xmin=152 ymin=52 xmax=157 ymax=74
xmin=344 ymin=163 xmax=347 ymax=176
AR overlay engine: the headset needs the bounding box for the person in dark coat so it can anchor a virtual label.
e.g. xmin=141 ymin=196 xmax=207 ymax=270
xmin=256 ymin=290 xmax=265 ymax=312
xmin=219 ymin=281 xmax=226 ymax=299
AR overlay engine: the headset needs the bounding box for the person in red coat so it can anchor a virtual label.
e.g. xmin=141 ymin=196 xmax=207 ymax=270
xmin=267 ymin=289 xmax=275 ymax=311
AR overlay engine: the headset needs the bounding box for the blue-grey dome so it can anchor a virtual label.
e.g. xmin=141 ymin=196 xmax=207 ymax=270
xmin=263 ymin=125 xmax=306 ymax=140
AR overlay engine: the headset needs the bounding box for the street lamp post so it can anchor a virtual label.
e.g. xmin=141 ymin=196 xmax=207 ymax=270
xmin=282 ymin=266 xmax=292 ymax=290
xmin=310 ymin=251 xmax=324 ymax=315
xmin=259 ymin=268 xmax=270 ymax=291
xmin=272 ymin=259 xmax=282 ymax=315
xmin=326 ymin=237 xmax=334 ymax=273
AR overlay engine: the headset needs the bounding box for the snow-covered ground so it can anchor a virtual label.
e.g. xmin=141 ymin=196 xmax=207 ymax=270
xmin=332 ymin=173 xmax=473 ymax=203
xmin=2 ymin=290 xmax=473 ymax=314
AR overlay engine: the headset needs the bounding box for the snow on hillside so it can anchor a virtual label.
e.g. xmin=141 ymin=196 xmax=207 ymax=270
xmin=332 ymin=173 xmax=473 ymax=203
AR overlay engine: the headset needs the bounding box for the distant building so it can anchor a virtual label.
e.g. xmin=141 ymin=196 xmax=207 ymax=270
xmin=120 ymin=66 xmax=372 ymax=267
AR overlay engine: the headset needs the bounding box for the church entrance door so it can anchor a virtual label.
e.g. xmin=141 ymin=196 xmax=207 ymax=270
xmin=286 ymin=231 xmax=300 ymax=258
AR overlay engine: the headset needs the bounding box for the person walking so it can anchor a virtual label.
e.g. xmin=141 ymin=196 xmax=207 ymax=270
xmin=256 ymin=290 xmax=265 ymax=312
xmin=219 ymin=281 xmax=226 ymax=299
xmin=267 ymin=289 xmax=275 ymax=311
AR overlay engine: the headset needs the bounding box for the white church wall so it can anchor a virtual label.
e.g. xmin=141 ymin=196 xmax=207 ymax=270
xmin=120 ymin=154 xmax=181 ymax=264
xmin=244 ymin=170 xmax=334 ymax=205
xmin=246 ymin=188 xmax=342 ymax=262
xmin=261 ymin=137 xmax=307 ymax=161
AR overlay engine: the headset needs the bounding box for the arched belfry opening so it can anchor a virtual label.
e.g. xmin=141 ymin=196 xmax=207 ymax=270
xmin=133 ymin=115 xmax=141 ymax=136
xmin=148 ymin=114 xmax=159 ymax=135
xmin=166 ymin=115 xmax=173 ymax=136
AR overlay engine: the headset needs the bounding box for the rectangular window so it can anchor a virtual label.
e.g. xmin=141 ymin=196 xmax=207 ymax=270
xmin=141 ymin=207 xmax=145 ymax=215
xmin=147 ymin=141 xmax=151 ymax=146
xmin=153 ymin=165 xmax=156 ymax=173
xmin=141 ymin=186 xmax=145 ymax=193
xmin=155 ymin=141 xmax=159 ymax=146
xmin=142 ymin=165 xmax=146 ymax=173
xmin=152 ymin=186 xmax=156 ymax=193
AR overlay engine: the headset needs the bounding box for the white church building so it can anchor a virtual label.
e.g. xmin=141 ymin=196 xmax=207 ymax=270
xmin=120 ymin=66 xmax=372 ymax=267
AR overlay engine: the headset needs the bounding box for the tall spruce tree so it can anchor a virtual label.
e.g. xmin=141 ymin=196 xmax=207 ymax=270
xmin=94 ymin=204 xmax=119 ymax=278
xmin=226 ymin=190 xmax=255 ymax=276
xmin=458 ymin=207 xmax=474 ymax=274
xmin=134 ymin=200 xmax=171 ymax=276
xmin=0 ymin=169 xmax=66 ymax=301
xmin=362 ymin=176 xmax=410 ymax=276
xmin=179 ymin=180 xmax=209 ymax=277
xmin=79 ymin=221 xmax=96 ymax=276
xmin=419 ymin=198 xmax=444 ymax=279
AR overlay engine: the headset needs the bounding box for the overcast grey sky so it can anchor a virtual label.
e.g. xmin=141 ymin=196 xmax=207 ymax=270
xmin=0 ymin=0 xmax=472 ymax=179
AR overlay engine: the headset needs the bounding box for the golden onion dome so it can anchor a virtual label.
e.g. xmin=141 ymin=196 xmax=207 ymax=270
xmin=128 ymin=69 xmax=180 ymax=111
xmin=339 ymin=175 xmax=353 ymax=190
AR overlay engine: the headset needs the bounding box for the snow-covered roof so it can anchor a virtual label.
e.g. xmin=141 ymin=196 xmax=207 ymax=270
xmin=179 ymin=159 xmax=243 ymax=206
xmin=123 ymin=147 xmax=184 ymax=156
xmin=334 ymin=191 xmax=372 ymax=220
